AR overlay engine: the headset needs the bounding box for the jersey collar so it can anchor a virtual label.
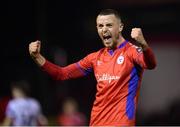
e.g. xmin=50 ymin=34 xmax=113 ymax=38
xmin=108 ymin=40 xmax=128 ymax=55
xmin=117 ymin=40 xmax=128 ymax=49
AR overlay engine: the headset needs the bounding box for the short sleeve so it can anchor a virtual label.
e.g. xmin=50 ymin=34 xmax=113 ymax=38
xmin=6 ymin=102 xmax=15 ymax=119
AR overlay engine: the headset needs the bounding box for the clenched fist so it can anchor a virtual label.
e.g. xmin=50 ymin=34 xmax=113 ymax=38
xmin=131 ymin=28 xmax=148 ymax=49
xmin=29 ymin=40 xmax=41 ymax=58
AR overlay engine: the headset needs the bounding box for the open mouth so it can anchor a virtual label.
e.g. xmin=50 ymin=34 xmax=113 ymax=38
xmin=103 ymin=35 xmax=112 ymax=40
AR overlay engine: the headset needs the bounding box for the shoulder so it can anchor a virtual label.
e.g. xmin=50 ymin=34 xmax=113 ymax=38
xmin=28 ymin=98 xmax=40 ymax=106
xmin=83 ymin=48 xmax=106 ymax=60
xmin=6 ymin=100 xmax=13 ymax=108
xmin=126 ymin=42 xmax=137 ymax=49
xmin=6 ymin=99 xmax=19 ymax=110
xmin=7 ymin=99 xmax=19 ymax=106
xmin=125 ymin=42 xmax=143 ymax=53
xmin=26 ymin=98 xmax=41 ymax=112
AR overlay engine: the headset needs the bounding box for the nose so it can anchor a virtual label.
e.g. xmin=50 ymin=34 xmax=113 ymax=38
xmin=102 ymin=26 xmax=108 ymax=33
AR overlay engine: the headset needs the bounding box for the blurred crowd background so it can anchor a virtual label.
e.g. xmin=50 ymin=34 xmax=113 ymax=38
xmin=0 ymin=0 xmax=180 ymax=125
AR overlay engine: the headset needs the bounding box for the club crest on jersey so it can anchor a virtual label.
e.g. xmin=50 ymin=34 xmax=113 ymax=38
xmin=117 ymin=55 xmax=124 ymax=64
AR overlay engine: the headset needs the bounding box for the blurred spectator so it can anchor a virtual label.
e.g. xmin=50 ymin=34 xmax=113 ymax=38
xmin=58 ymin=98 xmax=86 ymax=126
xmin=2 ymin=80 xmax=48 ymax=126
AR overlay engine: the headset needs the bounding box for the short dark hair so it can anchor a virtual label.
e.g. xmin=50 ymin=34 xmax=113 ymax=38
xmin=98 ymin=9 xmax=121 ymax=21
xmin=11 ymin=80 xmax=31 ymax=96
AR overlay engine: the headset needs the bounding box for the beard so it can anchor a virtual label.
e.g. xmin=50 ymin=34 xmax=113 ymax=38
xmin=102 ymin=34 xmax=119 ymax=49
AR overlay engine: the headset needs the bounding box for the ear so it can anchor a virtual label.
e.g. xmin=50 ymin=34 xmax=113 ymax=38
xmin=119 ymin=23 xmax=124 ymax=32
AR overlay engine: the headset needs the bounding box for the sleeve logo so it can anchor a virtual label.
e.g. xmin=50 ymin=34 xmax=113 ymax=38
xmin=136 ymin=47 xmax=143 ymax=53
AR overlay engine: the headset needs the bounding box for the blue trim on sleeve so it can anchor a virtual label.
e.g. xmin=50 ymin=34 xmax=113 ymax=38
xmin=76 ymin=63 xmax=92 ymax=76
xmin=126 ymin=67 xmax=139 ymax=119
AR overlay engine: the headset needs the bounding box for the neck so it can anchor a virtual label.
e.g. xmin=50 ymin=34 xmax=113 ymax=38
xmin=108 ymin=36 xmax=125 ymax=50
xmin=14 ymin=94 xmax=27 ymax=99
xmin=116 ymin=36 xmax=126 ymax=48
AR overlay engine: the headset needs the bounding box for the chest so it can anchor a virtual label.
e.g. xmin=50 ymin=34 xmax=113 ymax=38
xmin=93 ymin=51 xmax=133 ymax=76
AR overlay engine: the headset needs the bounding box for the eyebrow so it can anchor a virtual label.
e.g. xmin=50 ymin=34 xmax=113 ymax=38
xmin=97 ymin=22 xmax=113 ymax=26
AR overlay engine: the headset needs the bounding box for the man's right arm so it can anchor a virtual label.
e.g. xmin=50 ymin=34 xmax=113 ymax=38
xmin=29 ymin=40 xmax=90 ymax=80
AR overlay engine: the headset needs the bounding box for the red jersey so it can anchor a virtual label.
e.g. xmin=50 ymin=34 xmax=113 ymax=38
xmin=41 ymin=41 xmax=156 ymax=126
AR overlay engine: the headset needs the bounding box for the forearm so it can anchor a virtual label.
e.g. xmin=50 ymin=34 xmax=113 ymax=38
xmin=31 ymin=54 xmax=46 ymax=67
xmin=139 ymin=40 xmax=149 ymax=51
xmin=143 ymin=47 xmax=157 ymax=69
xmin=41 ymin=60 xmax=85 ymax=80
xmin=136 ymin=38 xmax=157 ymax=69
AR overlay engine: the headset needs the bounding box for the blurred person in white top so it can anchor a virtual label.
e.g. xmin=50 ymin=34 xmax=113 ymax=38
xmin=2 ymin=80 xmax=48 ymax=126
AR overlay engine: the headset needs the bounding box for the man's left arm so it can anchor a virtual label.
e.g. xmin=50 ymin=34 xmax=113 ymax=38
xmin=131 ymin=28 xmax=157 ymax=69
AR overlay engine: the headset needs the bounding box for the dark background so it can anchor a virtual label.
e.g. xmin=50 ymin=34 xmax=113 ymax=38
xmin=0 ymin=0 xmax=180 ymax=125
